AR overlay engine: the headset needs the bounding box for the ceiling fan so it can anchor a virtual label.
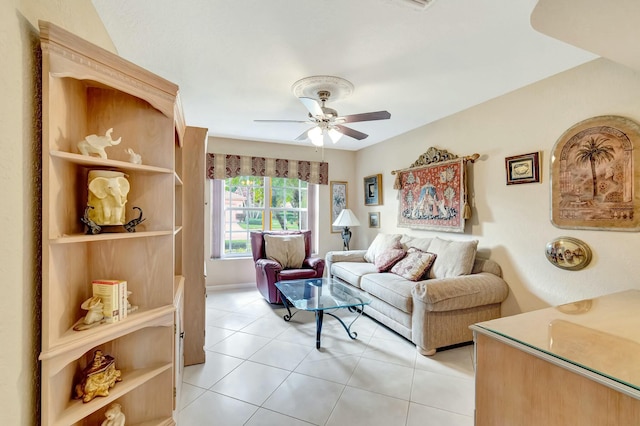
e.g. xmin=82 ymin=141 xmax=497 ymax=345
xmin=255 ymin=76 xmax=391 ymax=146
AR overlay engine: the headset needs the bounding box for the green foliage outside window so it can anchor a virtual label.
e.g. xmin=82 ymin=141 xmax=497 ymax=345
xmin=223 ymin=176 xmax=308 ymax=255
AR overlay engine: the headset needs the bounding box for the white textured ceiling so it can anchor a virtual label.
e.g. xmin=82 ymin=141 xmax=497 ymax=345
xmin=92 ymin=0 xmax=596 ymax=150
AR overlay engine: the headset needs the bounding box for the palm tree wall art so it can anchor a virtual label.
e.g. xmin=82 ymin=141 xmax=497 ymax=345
xmin=551 ymin=115 xmax=640 ymax=231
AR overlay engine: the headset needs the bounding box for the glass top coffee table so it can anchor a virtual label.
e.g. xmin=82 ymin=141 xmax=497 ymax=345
xmin=275 ymin=278 xmax=372 ymax=349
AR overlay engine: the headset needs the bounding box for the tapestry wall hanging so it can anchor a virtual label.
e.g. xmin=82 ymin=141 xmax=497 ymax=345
xmin=393 ymin=147 xmax=478 ymax=233
xmin=551 ymin=115 xmax=640 ymax=231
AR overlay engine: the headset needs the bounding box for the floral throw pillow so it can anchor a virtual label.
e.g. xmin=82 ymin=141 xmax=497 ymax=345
xmin=374 ymin=248 xmax=407 ymax=272
xmin=390 ymin=247 xmax=437 ymax=281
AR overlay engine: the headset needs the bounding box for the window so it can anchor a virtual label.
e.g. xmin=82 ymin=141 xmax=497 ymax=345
xmin=211 ymin=176 xmax=317 ymax=258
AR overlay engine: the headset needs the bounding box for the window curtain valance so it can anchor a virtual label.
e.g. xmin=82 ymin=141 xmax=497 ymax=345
xmin=206 ymin=154 xmax=329 ymax=185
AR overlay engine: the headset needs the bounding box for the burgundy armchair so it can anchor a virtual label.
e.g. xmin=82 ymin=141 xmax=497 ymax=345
xmin=250 ymin=230 xmax=325 ymax=304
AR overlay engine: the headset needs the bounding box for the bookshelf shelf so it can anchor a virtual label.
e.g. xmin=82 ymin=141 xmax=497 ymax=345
xmin=50 ymin=150 xmax=173 ymax=174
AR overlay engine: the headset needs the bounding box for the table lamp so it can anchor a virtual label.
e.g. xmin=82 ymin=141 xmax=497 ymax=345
xmin=332 ymin=208 xmax=360 ymax=251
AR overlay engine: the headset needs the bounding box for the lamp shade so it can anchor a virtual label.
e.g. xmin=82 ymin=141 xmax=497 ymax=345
xmin=332 ymin=208 xmax=361 ymax=227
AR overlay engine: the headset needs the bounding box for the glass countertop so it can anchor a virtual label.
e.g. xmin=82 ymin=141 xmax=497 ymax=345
xmin=275 ymin=278 xmax=371 ymax=311
xmin=474 ymin=289 xmax=640 ymax=393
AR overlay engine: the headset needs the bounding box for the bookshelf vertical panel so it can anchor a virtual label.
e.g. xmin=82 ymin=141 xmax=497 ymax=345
xmin=47 ymin=157 xmax=87 ymax=239
xmin=46 ymin=77 xmax=89 ymax=153
xmin=86 ymin=87 xmax=174 ymax=169
xmin=88 ymin=237 xmax=174 ymax=309
xmin=45 ymin=244 xmax=92 ymax=349
xmin=126 ymin=173 xmax=174 ymax=232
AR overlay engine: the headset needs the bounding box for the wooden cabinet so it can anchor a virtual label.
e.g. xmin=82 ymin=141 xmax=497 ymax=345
xmin=472 ymin=290 xmax=640 ymax=426
xmin=39 ymin=21 xmax=182 ymax=425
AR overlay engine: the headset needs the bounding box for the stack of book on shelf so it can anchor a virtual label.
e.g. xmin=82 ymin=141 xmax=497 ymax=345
xmin=92 ymin=279 xmax=128 ymax=322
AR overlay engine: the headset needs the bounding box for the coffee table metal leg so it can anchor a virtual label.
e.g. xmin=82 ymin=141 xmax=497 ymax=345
xmin=325 ymin=304 xmax=365 ymax=340
xmin=277 ymin=288 xmax=295 ymax=322
xmin=315 ymin=310 xmax=323 ymax=349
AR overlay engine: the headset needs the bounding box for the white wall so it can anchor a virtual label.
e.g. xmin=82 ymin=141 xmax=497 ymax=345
xmin=354 ymin=58 xmax=640 ymax=316
xmin=2 ymin=1 xmax=114 ymax=424
xmin=205 ymin=137 xmax=356 ymax=286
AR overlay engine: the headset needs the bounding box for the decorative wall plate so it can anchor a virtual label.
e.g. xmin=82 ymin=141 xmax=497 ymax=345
xmin=545 ymin=236 xmax=592 ymax=271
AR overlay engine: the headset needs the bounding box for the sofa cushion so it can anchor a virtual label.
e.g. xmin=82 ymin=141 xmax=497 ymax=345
xmin=360 ymin=273 xmax=414 ymax=314
xmin=428 ymin=237 xmax=478 ymax=279
xmin=364 ymin=233 xmax=402 ymax=264
xmin=412 ymin=273 xmax=509 ymax=312
xmin=374 ymin=247 xmax=407 ymax=272
xmin=390 ymin=248 xmax=437 ymax=281
xmin=264 ymin=234 xmax=305 ymax=269
xmin=400 ymin=235 xmax=433 ymax=252
xmin=331 ymin=261 xmax=379 ymax=289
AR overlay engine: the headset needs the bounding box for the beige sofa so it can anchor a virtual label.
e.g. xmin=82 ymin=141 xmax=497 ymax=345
xmin=325 ymin=234 xmax=509 ymax=356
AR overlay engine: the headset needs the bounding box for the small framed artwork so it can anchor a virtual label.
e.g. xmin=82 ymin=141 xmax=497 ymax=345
xmin=505 ymin=152 xmax=540 ymax=185
xmin=368 ymin=212 xmax=380 ymax=228
xmin=364 ymin=174 xmax=383 ymax=206
xmin=330 ymin=181 xmax=348 ymax=233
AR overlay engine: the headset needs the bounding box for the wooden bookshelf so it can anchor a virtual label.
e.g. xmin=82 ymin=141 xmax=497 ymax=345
xmin=39 ymin=21 xmax=184 ymax=425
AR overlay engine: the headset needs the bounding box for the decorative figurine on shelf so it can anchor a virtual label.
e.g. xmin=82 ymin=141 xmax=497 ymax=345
xmin=74 ymin=350 xmax=122 ymax=403
xmin=81 ymin=206 xmax=102 ymax=235
xmin=77 ymin=128 xmax=122 ymax=159
xmin=73 ymin=296 xmax=104 ymax=331
xmin=124 ymin=206 xmax=145 ymax=232
xmin=87 ymin=170 xmax=130 ymax=226
xmin=125 ymin=291 xmax=138 ymax=314
xmin=101 ymin=402 xmax=126 ymax=426
xmin=125 ymin=148 xmax=142 ymax=165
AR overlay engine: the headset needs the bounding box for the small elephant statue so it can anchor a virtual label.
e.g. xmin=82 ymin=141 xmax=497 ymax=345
xmin=78 ymin=128 xmax=122 ymax=159
xmin=88 ymin=170 xmax=130 ymax=226
xmin=125 ymin=148 xmax=142 ymax=165
xmin=101 ymin=402 xmax=126 ymax=426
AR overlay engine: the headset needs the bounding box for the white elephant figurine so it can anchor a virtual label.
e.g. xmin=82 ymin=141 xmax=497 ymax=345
xmin=87 ymin=170 xmax=130 ymax=225
xmin=125 ymin=148 xmax=142 ymax=164
xmin=77 ymin=128 xmax=122 ymax=159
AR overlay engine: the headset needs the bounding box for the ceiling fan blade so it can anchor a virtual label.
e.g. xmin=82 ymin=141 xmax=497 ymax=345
xmin=335 ymin=124 xmax=368 ymax=140
xmin=298 ymin=97 xmax=324 ymax=117
xmin=254 ymin=119 xmax=309 ymax=123
xmin=340 ymin=110 xmax=391 ymax=123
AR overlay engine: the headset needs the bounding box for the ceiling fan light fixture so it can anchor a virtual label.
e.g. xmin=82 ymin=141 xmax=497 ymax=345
xmin=308 ymin=126 xmax=324 ymax=146
xmin=328 ymin=128 xmax=342 ymax=144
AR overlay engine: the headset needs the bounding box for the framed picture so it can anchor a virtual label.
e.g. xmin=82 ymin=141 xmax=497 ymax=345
xmin=397 ymin=158 xmax=465 ymax=232
xmin=544 ymin=236 xmax=592 ymax=271
xmin=368 ymin=212 xmax=380 ymax=228
xmin=551 ymin=115 xmax=640 ymax=231
xmin=330 ymin=181 xmax=347 ymax=233
xmin=364 ymin=174 xmax=383 ymax=206
xmin=505 ymin=152 xmax=540 ymax=185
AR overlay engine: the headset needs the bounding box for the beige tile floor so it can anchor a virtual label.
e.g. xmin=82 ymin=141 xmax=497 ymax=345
xmin=179 ymin=286 xmax=475 ymax=425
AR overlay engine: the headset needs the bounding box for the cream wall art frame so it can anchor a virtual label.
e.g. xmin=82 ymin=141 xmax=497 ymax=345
xmin=551 ymin=115 xmax=640 ymax=231
xmin=330 ymin=181 xmax=347 ymax=233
